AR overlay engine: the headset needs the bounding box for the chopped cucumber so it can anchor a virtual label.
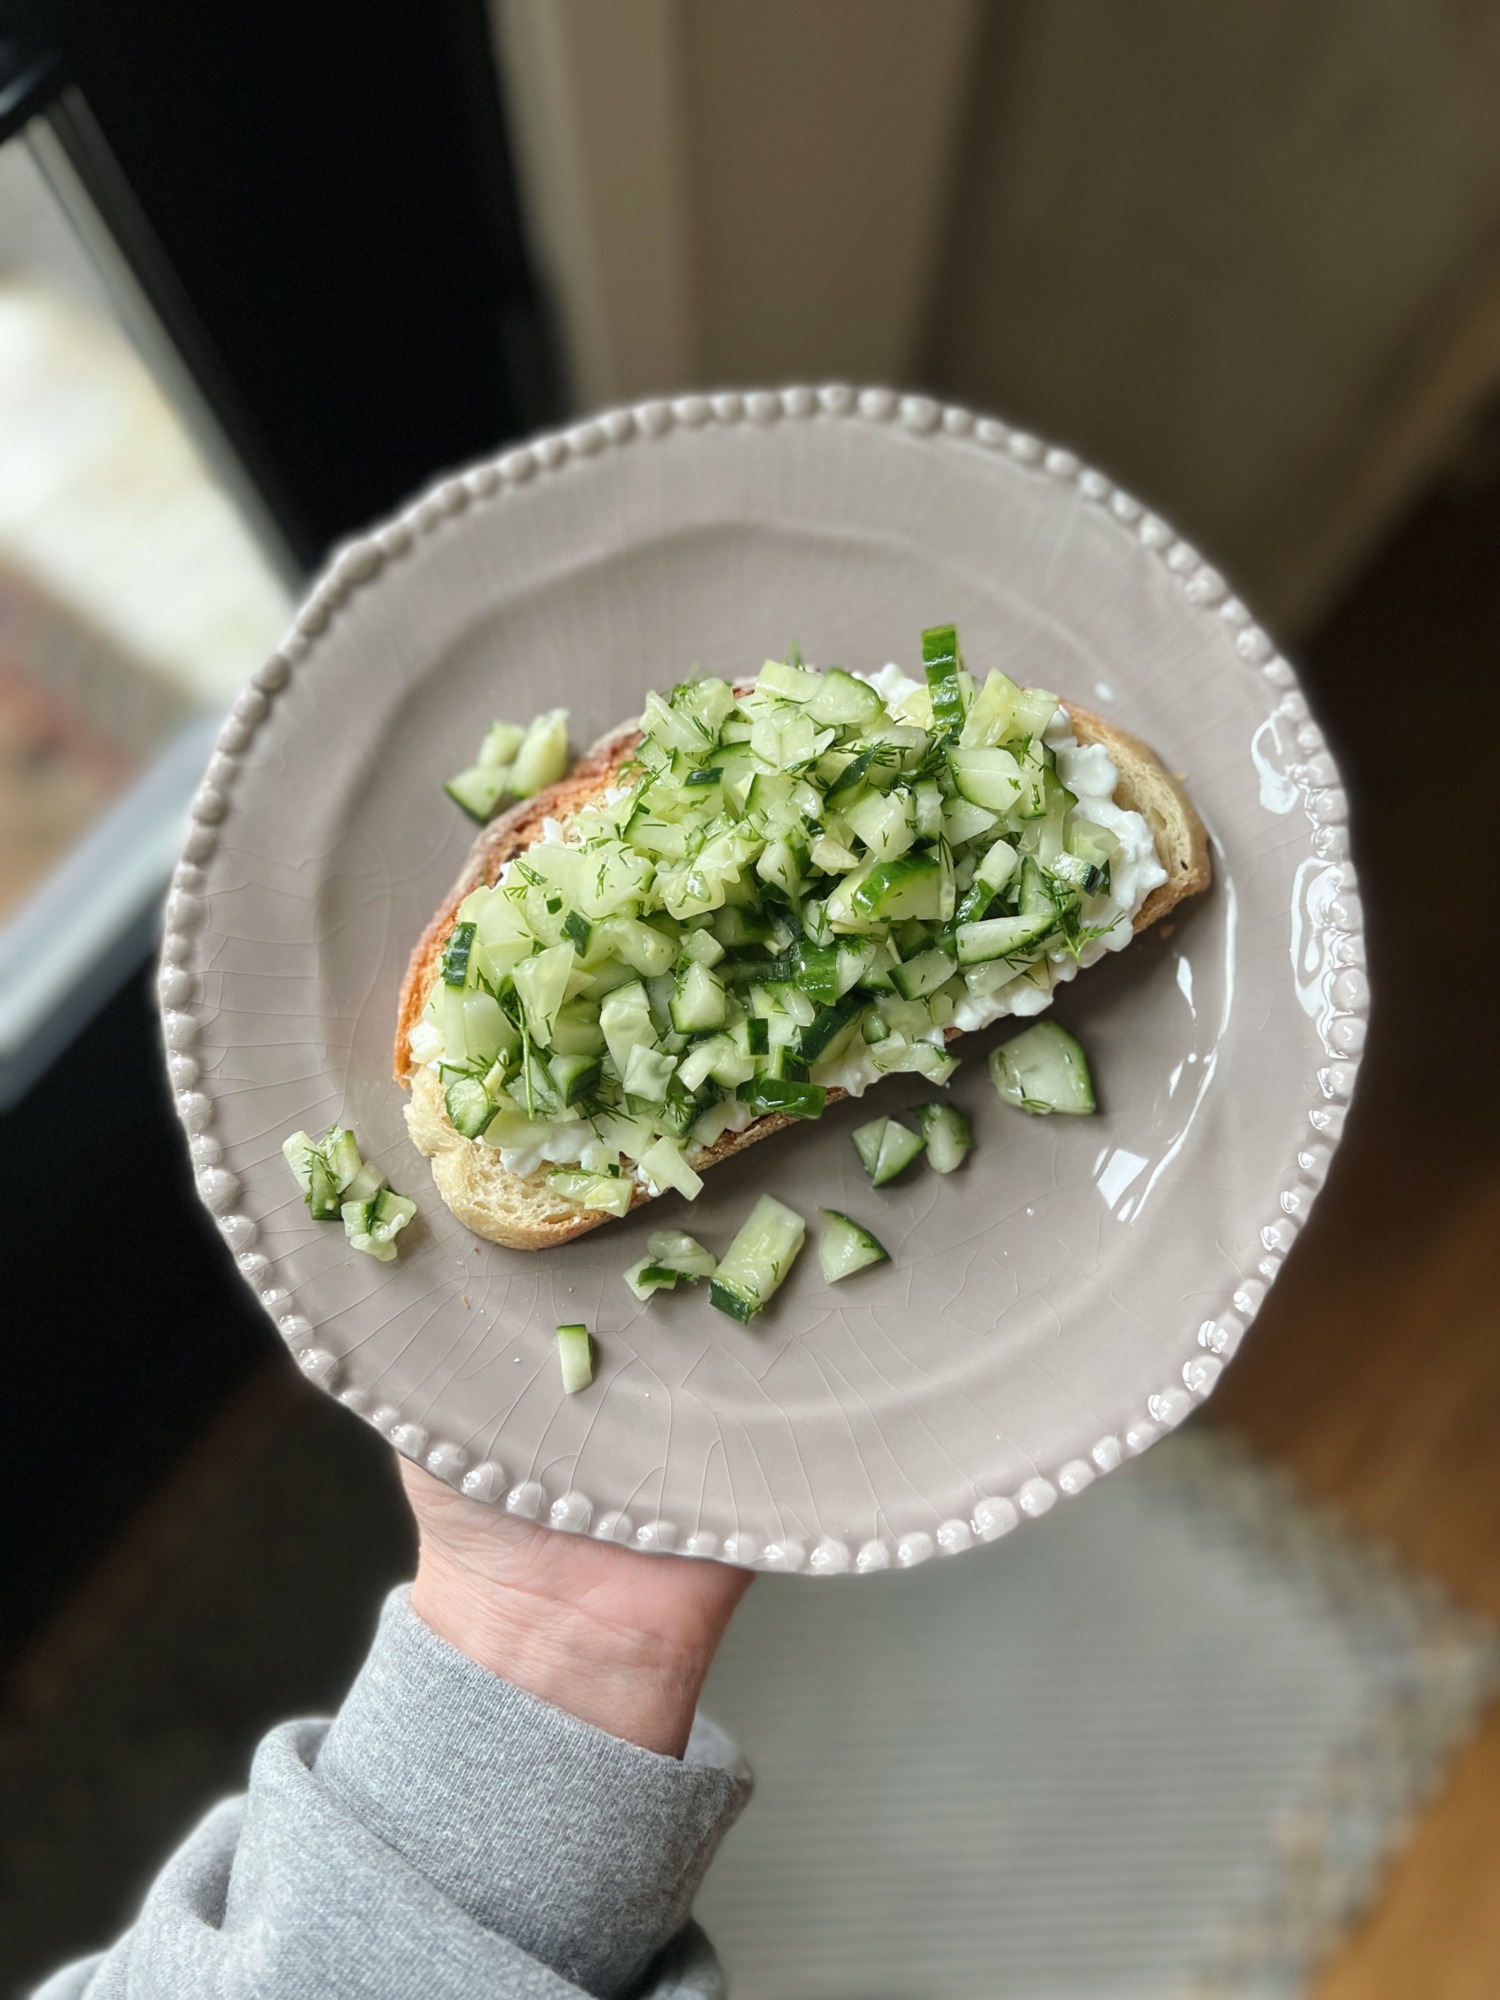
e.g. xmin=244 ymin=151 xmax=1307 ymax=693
xmin=341 ymin=1160 xmax=385 ymax=1205
xmin=445 ymin=1075 xmax=496 ymax=1139
xmin=949 ymin=748 xmax=1024 ymax=812
xmin=625 ymin=1227 xmax=716 ymax=1301
xmin=444 ymin=717 xmax=529 ymax=817
xmin=834 ymin=852 xmax=943 ymax=926
xmin=976 ymin=840 xmax=1019 ymax=892
xmin=321 ymin=1127 xmax=363 ymax=1193
xmin=556 ymin=1323 xmax=594 ymax=1395
xmin=737 ymin=1075 xmax=827 ymax=1120
xmin=845 ymin=788 xmax=915 ymax=862
xmin=889 ymin=947 xmax=956 ymax=1001
xmin=680 ymin=926 xmax=725 ymax=967
xmin=851 ymin=1115 xmax=926 ymax=1185
xmin=709 ymin=1194 xmax=806 ymax=1321
xmin=547 ymin=1169 xmax=636 ymax=1217
xmin=510 ymin=709 xmax=570 ymax=797
xmin=671 ymin=960 xmax=728 ymax=1033
xmin=461 ymin=992 xmax=510 ymax=1066
xmin=647 ymin=1228 xmax=716 ymax=1277
xmin=442 ymin=922 xmax=477 ymax=987
xmin=285 ymin=1124 xmax=412 ymax=1251
xmin=513 ymin=942 xmax=573 ymax=1044
xmin=915 ymin=1102 xmax=972 ymax=1173
xmin=988 ymin=1019 xmax=1096 ymax=1115
xmin=797 ymin=992 xmax=863 ymax=1064
xmin=418 ymin=628 xmax=1146 ymax=1220
xmin=600 ymin=980 xmax=657 ymax=1075
xmin=637 ymin=1134 xmax=703 ymax=1200
xmin=624 ymin=1044 xmax=677 ymax=1103
xmin=548 ymin=1050 xmax=601 ymax=1107
xmin=281 ymin=1129 xmax=318 ymax=1195
xmin=342 ymin=1188 xmax=416 ymax=1261
xmin=922 ymin=623 xmax=965 ymax=734
xmin=625 ymin=1258 xmax=680 ymax=1300
xmin=479 ymin=719 xmax=525 ymax=768
xmin=818 ymin=1209 xmax=890 ymax=1282
xmin=445 ymin=765 xmax=510 ymax=820
xmin=955 ymin=911 xmax=1055 ymax=963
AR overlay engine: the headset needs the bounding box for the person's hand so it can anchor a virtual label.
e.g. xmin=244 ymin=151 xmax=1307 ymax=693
xmin=399 ymin=1458 xmax=753 ymax=1758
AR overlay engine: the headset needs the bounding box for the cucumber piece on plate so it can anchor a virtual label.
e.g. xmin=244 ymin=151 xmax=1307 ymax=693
xmin=556 ymin=1323 xmax=594 ymax=1394
xmin=510 ymin=709 xmax=570 ymax=797
xmin=818 ymin=1209 xmax=890 ymax=1283
xmin=445 ymin=1075 xmax=496 ymax=1139
xmin=624 ymin=1228 xmax=717 ymax=1302
xmin=647 ymin=1228 xmax=716 ymax=1277
xmin=988 ymin=1020 xmax=1096 ymax=1115
xmin=281 ymin=1129 xmax=318 ymax=1196
xmin=625 ymin=1259 xmax=680 ymax=1300
xmin=478 ymin=719 xmax=525 ymax=769
xmin=342 ymin=1188 xmax=416 ymax=1262
xmin=306 ymin=1150 xmax=342 ymax=1221
xmin=322 ymin=1127 xmax=364 ymax=1192
xmin=445 ymin=765 xmax=510 ymax=820
xmin=915 ymin=1102 xmax=972 ymax=1173
xmin=709 ymin=1194 xmax=806 ymax=1321
xmin=343 ymin=1160 xmax=386 ymax=1204
xmin=851 ymin=1115 xmax=926 ymax=1186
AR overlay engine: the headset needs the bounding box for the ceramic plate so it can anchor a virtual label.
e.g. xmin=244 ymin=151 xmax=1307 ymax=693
xmin=164 ymin=387 xmax=1364 ymax=1574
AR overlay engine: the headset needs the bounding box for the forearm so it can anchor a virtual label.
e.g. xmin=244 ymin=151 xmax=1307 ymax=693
xmin=34 ymin=1587 xmax=753 ymax=2000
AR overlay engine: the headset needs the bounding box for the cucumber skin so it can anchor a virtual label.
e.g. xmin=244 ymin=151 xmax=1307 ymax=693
xmin=817 ymin=1209 xmax=889 ymax=1282
xmin=445 ymin=765 xmax=510 ymax=820
xmin=852 ymin=1115 xmax=925 ymax=1185
xmin=708 ymin=1279 xmax=756 ymax=1323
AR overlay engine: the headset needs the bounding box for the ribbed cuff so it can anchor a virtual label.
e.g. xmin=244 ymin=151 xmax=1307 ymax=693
xmin=315 ymin=1588 xmax=751 ymax=1998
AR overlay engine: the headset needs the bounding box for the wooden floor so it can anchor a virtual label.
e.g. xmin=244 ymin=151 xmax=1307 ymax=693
xmin=1208 ymin=448 xmax=1500 ymax=1996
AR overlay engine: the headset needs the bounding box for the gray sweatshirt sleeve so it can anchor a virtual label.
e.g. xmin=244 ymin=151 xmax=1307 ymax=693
xmin=32 ymin=1587 xmax=752 ymax=2000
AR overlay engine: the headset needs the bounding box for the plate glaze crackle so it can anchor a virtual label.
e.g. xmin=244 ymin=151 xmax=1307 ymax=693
xmin=161 ymin=386 xmax=1365 ymax=1574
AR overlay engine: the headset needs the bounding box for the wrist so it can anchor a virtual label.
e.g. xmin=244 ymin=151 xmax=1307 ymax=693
xmin=410 ymin=1542 xmax=716 ymax=1757
xmin=399 ymin=1458 xmax=751 ymax=1759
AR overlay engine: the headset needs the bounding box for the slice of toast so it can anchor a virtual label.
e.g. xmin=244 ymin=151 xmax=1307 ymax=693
xmin=396 ymin=702 xmax=1210 ymax=1250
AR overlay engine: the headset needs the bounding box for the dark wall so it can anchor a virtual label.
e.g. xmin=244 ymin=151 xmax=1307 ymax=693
xmin=36 ymin=0 xmax=558 ymax=562
xmin=1 ymin=965 xmax=273 ymax=1667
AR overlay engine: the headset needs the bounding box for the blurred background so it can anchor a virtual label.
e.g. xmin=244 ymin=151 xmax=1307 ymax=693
xmin=3 ymin=2 xmax=1500 ymax=1994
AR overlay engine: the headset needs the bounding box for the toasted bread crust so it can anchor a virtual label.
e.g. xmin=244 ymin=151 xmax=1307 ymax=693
xmin=397 ymin=700 xmax=1210 ymax=1249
